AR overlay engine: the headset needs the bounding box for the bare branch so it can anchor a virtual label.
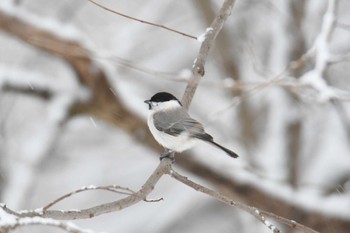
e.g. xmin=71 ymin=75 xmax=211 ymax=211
xmin=182 ymin=0 xmax=236 ymax=108
xmin=1 ymin=159 xmax=172 ymax=220
xmin=168 ymin=168 xmax=320 ymax=233
xmin=42 ymin=185 xmax=135 ymax=212
xmin=88 ymin=0 xmax=197 ymax=40
xmin=0 ymin=216 xmax=98 ymax=233
xmin=2 ymin=83 xmax=52 ymax=100
xmin=336 ymin=21 xmax=350 ymax=31
xmin=1 ymin=159 xmax=320 ymax=233
xmin=167 ymin=169 xmax=281 ymax=233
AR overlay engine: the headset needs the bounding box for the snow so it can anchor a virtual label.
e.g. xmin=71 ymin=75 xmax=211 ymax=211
xmin=0 ymin=1 xmax=91 ymax=47
xmin=0 ymin=66 xmax=90 ymax=101
xmin=34 ymin=208 xmax=44 ymax=215
xmin=0 ymin=0 xmax=350 ymax=233
xmin=177 ymin=69 xmax=192 ymax=81
xmin=197 ymin=27 xmax=214 ymax=43
xmin=89 ymin=117 xmax=98 ymax=128
xmin=0 ymin=208 xmax=17 ymax=225
xmin=0 ymin=215 xmax=99 ymax=233
xmin=222 ymin=77 xmax=235 ymax=88
xmin=0 ymin=66 xmax=90 ymax=210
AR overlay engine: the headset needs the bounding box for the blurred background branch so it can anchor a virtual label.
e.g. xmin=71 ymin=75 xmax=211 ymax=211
xmin=0 ymin=0 xmax=350 ymax=232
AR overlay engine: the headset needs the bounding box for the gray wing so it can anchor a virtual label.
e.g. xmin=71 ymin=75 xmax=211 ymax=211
xmin=153 ymin=109 xmax=212 ymax=140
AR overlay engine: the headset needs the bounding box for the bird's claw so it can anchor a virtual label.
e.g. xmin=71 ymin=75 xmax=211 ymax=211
xmin=160 ymin=149 xmax=175 ymax=162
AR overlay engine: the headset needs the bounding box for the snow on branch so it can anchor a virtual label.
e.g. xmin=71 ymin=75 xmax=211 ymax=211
xmin=282 ymin=0 xmax=349 ymax=102
xmin=182 ymin=0 xmax=236 ymax=109
xmin=0 ymin=209 xmax=98 ymax=233
xmin=219 ymin=0 xmax=350 ymax=103
xmin=298 ymin=0 xmax=338 ymax=101
xmin=0 ymin=1 xmax=89 ymax=45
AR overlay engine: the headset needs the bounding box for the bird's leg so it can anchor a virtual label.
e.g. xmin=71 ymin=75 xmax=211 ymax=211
xmin=160 ymin=148 xmax=175 ymax=162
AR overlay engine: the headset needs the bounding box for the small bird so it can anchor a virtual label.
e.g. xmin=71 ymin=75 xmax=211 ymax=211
xmin=144 ymin=92 xmax=239 ymax=159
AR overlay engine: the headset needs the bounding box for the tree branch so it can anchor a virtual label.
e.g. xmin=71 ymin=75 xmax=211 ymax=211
xmin=1 ymin=1 xmax=348 ymax=232
xmin=182 ymin=0 xmax=235 ymax=108
xmin=1 ymin=159 xmax=171 ymax=220
xmin=42 ymin=185 xmax=135 ymax=212
xmin=88 ymin=0 xmax=197 ymax=40
xmin=2 ymin=83 xmax=52 ymax=100
xmin=0 ymin=215 xmax=98 ymax=233
xmin=168 ymin=168 xmax=319 ymax=233
xmin=1 ymin=158 xmax=321 ymax=233
xmin=167 ymin=169 xmax=279 ymax=233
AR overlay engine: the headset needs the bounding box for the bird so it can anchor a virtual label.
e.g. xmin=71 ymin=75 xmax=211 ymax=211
xmin=144 ymin=92 xmax=239 ymax=159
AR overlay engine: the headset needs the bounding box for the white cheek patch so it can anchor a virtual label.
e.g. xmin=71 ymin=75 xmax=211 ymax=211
xmin=157 ymin=100 xmax=181 ymax=110
xmin=149 ymin=102 xmax=158 ymax=110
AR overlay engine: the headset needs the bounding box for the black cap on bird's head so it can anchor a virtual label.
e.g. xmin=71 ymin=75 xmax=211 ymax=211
xmin=144 ymin=92 xmax=182 ymax=109
xmin=150 ymin=92 xmax=179 ymax=102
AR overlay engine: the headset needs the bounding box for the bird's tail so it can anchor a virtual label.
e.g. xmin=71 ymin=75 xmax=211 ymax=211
xmin=195 ymin=133 xmax=239 ymax=158
xmin=209 ymin=140 xmax=239 ymax=158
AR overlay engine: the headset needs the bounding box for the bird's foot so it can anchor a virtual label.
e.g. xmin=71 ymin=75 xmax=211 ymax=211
xmin=160 ymin=149 xmax=175 ymax=162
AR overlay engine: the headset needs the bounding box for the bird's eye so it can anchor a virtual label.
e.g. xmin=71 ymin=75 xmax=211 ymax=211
xmin=149 ymin=102 xmax=159 ymax=110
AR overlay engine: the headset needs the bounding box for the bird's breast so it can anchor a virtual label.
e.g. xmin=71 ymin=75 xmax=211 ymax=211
xmin=147 ymin=113 xmax=197 ymax=152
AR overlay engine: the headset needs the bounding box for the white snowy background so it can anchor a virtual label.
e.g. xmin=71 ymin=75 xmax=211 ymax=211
xmin=0 ymin=0 xmax=350 ymax=232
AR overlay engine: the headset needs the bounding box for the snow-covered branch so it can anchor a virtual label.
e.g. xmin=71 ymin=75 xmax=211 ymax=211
xmin=297 ymin=0 xmax=340 ymax=101
xmin=0 ymin=209 xmax=98 ymax=233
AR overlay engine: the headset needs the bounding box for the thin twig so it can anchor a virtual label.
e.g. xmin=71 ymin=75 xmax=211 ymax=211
xmin=42 ymin=185 xmax=135 ymax=212
xmin=0 ymin=216 xmax=98 ymax=233
xmin=336 ymin=21 xmax=350 ymax=31
xmin=88 ymin=0 xmax=197 ymax=40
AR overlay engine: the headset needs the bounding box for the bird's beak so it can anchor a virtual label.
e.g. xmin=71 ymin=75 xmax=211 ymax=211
xmin=144 ymin=100 xmax=152 ymax=109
